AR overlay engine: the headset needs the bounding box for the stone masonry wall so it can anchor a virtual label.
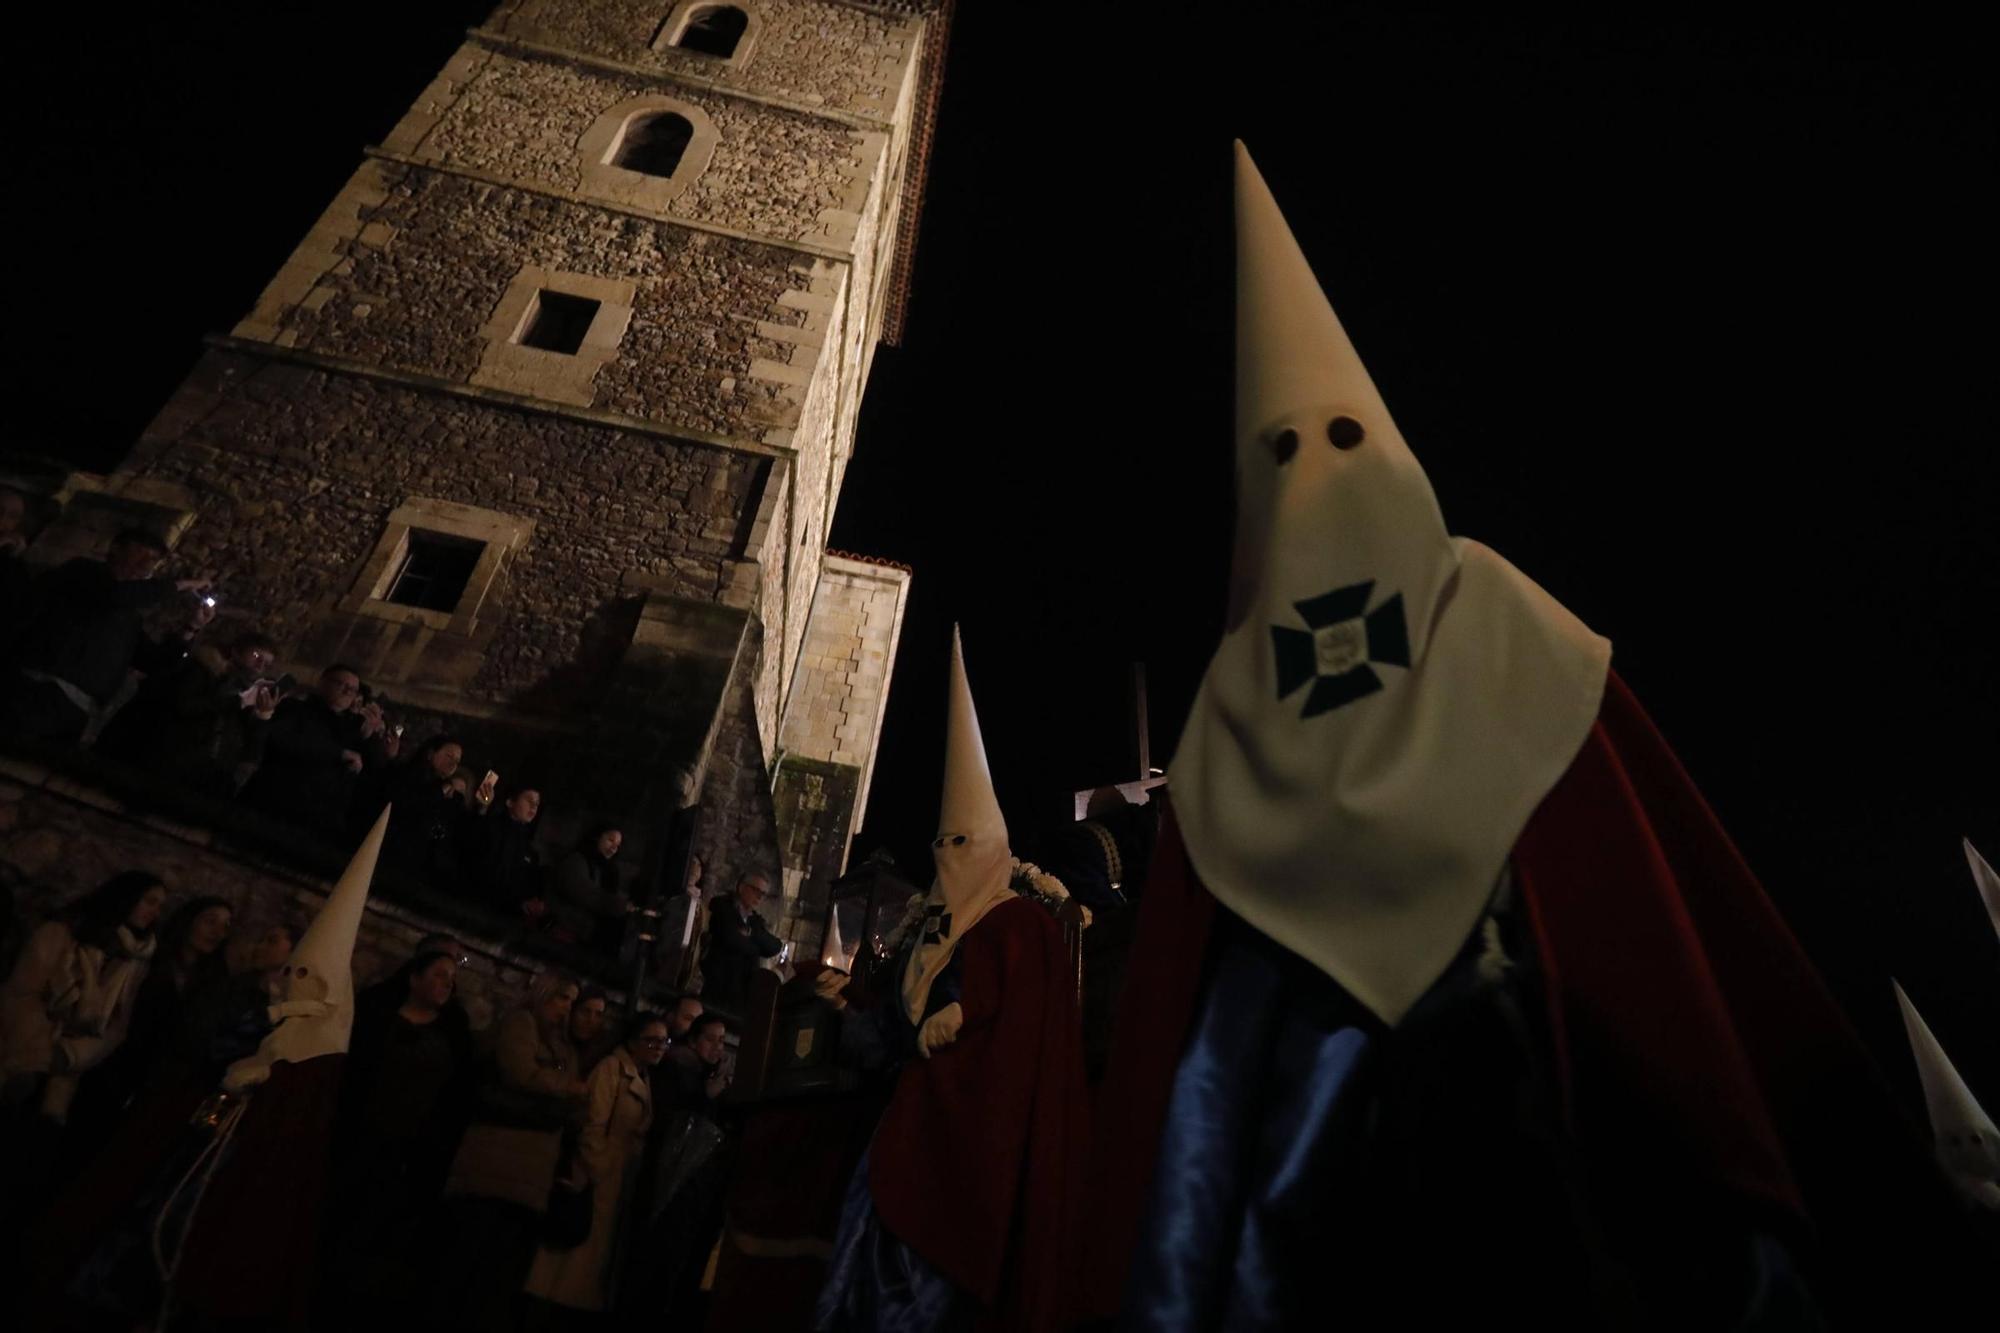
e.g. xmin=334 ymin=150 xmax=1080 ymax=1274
xmin=692 ymin=629 xmax=785 ymax=923
xmin=125 ymin=348 xmax=765 ymax=713
xmin=778 ymin=555 xmax=910 ymax=832
xmin=238 ymin=162 xmax=826 ymax=445
xmin=490 ymin=0 xmax=922 ymax=121
xmin=0 ymin=769 xmax=573 ymax=1034
xmin=773 ymin=268 xmax=846 ymax=715
xmin=396 ymin=45 xmax=879 ymax=246
xmin=750 ymin=466 xmax=791 ymax=752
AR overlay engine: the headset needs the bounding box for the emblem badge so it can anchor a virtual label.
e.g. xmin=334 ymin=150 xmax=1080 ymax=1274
xmin=920 ymin=904 xmax=953 ymax=945
xmin=1271 ymin=580 xmax=1411 ymax=717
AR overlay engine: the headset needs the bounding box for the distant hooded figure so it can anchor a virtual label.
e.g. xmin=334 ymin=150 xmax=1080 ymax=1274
xmin=814 ymin=629 xmax=1088 ymax=1333
xmin=163 ymin=807 xmax=392 ymax=1329
xmin=1892 ymin=977 xmax=1999 ymax=1212
xmin=1082 ymin=143 xmax=1987 ymax=1331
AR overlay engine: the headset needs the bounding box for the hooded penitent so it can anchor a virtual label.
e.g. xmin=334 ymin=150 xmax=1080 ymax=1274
xmin=1084 ymin=144 xmax=1987 ymax=1329
xmin=1966 ymin=838 xmax=2000 ymax=944
xmin=849 ymin=629 xmax=1087 ymax=1332
xmin=223 ymin=805 xmax=390 ymax=1090
xmin=167 ymin=807 xmax=391 ymax=1327
xmin=1170 ymin=142 xmax=1611 ymax=1025
xmin=901 ymin=626 xmax=1016 ymax=1024
xmin=1893 ymin=980 xmax=2000 ymax=1210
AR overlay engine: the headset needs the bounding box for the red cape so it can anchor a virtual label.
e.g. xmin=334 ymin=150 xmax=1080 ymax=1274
xmin=1086 ymin=671 xmax=1980 ymax=1323
xmin=871 ymin=895 xmax=1088 ymax=1332
xmin=173 ymin=1054 xmax=344 ymax=1328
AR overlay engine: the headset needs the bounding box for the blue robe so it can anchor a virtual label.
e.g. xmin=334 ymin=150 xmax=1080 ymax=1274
xmin=1125 ymin=886 xmax=1818 ymax=1331
xmin=815 ymin=944 xmax=970 ymax=1332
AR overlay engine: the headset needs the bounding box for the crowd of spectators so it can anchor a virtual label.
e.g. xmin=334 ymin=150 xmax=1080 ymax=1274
xmin=0 ymin=508 xmax=723 ymax=977
xmin=0 ymin=497 xmax=806 ymax=1326
xmin=0 ymin=874 xmax=734 ymax=1329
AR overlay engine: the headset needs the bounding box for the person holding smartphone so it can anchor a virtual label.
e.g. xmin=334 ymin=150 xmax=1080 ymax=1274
xmin=95 ymin=630 xmax=280 ymax=797
xmin=457 ymin=778 xmax=547 ymax=919
xmin=240 ymin=663 xmax=385 ymax=837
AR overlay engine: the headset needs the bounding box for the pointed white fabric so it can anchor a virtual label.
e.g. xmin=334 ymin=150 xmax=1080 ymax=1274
xmin=823 ymin=898 xmax=849 ymax=971
xmin=1171 ymin=143 xmax=1611 ymax=1025
xmin=901 ymin=628 xmax=1017 ymax=1023
xmin=224 ymin=806 xmax=390 ymax=1090
xmin=1964 ymin=839 xmax=2000 ymax=945
xmin=1892 ymin=980 xmax=2000 ymax=1210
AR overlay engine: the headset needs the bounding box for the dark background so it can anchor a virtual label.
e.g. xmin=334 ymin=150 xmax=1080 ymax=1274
xmin=7 ymin=4 xmax=1994 ymax=1109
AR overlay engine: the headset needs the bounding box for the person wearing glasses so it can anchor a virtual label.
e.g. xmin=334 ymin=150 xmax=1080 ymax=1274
xmin=241 ymin=662 xmax=386 ymax=837
xmin=94 ymin=629 xmax=282 ymax=796
xmin=525 ymin=1011 xmax=670 ymax=1317
xmin=700 ymin=871 xmax=782 ymax=1017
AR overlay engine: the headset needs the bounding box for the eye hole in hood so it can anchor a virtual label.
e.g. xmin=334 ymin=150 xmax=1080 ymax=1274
xmin=1327 ymin=415 xmax=1365 ymax=449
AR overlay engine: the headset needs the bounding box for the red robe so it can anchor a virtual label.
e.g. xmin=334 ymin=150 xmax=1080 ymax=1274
xmin=871 ymin=894 xmax=1088 ymax=1332
xmin=1086 ymin=671 xmax=1983 ymax=1324
xmin=172 ymin=1054 xmax=345 ymax=1327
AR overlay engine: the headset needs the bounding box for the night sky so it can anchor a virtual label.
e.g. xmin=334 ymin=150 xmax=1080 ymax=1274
xmin=9 ymin=5 xmax=1994 ymax=1107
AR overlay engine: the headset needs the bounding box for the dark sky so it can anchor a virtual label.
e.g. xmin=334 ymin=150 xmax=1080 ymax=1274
xmin=8 ymin=5 xmax=1994 ymax=1105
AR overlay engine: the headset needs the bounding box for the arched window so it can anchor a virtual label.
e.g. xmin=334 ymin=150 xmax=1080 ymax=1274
xmin=676 ymin=5 xmax=748 ymax=59
xmin=579 ymin=97 xmax=717 ymax=210
xmin=612 ymin=112 xmax=694 ymax=179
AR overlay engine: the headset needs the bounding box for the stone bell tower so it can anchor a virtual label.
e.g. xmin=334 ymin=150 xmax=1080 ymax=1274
xmin=64 ymin=0 xmax=953 ymax=929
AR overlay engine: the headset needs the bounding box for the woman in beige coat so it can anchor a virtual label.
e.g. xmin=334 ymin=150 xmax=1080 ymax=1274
xmin=524 ymin=1011 xmax=669 ymax=1315
xmin=0 ymin=872 xmax=167 ymax=1125
xmin=428 ymin=971 xmax=589 ymax=1332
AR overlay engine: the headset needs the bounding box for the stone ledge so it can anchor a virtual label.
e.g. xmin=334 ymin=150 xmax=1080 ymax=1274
xmin=0 ymin=745 xmax=662 ymax=1013
xmin=364 ymin=148 xmax=859 ymax=264
xmin=469 ymin=28 xmax=897 ymax=132
xmin=201 ymin=334 xmax=797 ymax=465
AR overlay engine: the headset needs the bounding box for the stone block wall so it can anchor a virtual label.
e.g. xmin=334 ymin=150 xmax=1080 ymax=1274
xmin=778 ymin=554 xmax=910 ymax=835
xmin=46 ymin=0 xmax=940 ymax=963
xmin=121 ymin=349 xmax=770 ymax=717
xmin=692 ymin=629 xmax=785 ymax=919
xmin=488 ymin=0 xmax=923 ymax=121
xmin=0 ymin=765 xmax=588 ymax=1034
xmin=388 ymin=44 xmax=886 ymax=247
xmin=230 ymin=162 xmax=824 ymax=445
xmin=771 ymin=756 xmax=860 ymax=954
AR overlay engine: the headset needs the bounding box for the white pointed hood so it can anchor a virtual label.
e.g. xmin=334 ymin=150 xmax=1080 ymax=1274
xmin=1171 ymin=143 xmax=1612 ymax=1025
xmin=1892 ymin=980 xmax=2000 ymax=1210
xmin=224 ymin=807 xmax=389 ymax=1090
xmin=1965 ymin=838 xmax=2000 ymax=945
xmin=901 ymin=628 xmax=1016 ymax=1023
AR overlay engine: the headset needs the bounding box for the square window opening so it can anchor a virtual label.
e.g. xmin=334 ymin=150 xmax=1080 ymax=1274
xmin=516 ymin=290 xmax=602 ymax=355
xmin=385 ymin=530 xmax=486 ymax=612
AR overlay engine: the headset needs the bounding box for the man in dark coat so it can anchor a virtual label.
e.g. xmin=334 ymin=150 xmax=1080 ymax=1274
xmin=3 ymin=527 xmax=203 ymax=745
xmin=95 ymin=629 xmax=278 ymax=793
xmin=242 ymin=662 xmax=383 ymax=836
xmin=702 ymin=871 xmax=782 ymax=1016
xmin=456 ymin=783 xmax=546 ymax=916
